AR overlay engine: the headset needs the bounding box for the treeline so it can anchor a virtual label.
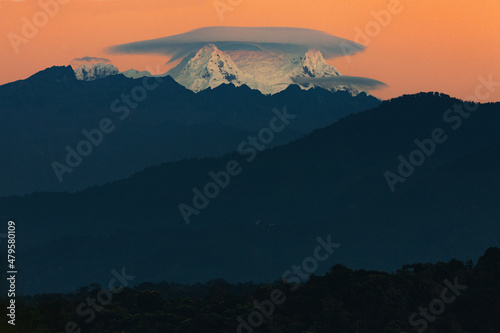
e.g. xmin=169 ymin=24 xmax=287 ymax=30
xmin=2 ymin=247 xmax=500 ymax=332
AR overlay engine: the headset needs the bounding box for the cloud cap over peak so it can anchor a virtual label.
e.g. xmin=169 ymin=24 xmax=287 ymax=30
xmin=108 ymin=26 xmax=365 ymax=62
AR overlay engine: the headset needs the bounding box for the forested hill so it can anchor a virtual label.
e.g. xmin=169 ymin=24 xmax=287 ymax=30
xmin=2 ymin=247 xmax=499 ymax=332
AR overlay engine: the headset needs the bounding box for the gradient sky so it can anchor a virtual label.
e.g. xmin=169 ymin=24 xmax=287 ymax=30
xmin=1 ymin=0 xmax=499 ymax=101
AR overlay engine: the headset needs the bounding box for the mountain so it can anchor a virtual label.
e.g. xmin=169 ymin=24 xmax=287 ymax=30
xmin=0 ymin=65 xmax=379 ymax=197
xmin=28 ymin=64 xmax=77 ymax=81
xmin=230 ymin=49 xmax=346 ymax=94
xmin=169 ymin=45 xmax=355 ymax=95
xmin=298 ymin=49 xmax=340 ymax=78
xmin=74 ymin=63 xmax=154 ymax=80
xmin=72 ymin=45 xmax=369 ymax=94
xmin=74 ymin=63 xmax=120 ymax=80
xmin=169 ymin=44 xmax=251 ymax=92
xmin=121 ymin=68 xmax=153 ymax=79
xmin=3 ymin=92 xmax=500 ymax=293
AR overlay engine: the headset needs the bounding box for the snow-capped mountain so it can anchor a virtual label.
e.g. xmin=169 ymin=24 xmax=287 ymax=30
xmin=292 ymin=50 xmax=340 ymax=79
xmin=121 ymin=68 xmax=152 ymax=79
xmin=72 ymin=47 xmax=367 ymax=94
xmin=168 ymin=44 xmax=251 ymax=92
xmin=74 ymin=63 xmax=120 ymax=81
xmin=168 ymin=45 xmax=352 ymax=95
xmin=74 ymin=63 xmax=153 ymax=81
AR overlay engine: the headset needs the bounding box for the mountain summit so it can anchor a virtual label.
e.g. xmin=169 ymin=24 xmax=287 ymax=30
xmin=29 ymin=65 xmax=77 ymax=82
xmin=74 ymin=63 xmax=119 ymax=81
xmin=74 ymin=63 xmax=153 ymax=81
xmin=297 ymin=49 xmax=341 ymax=78
xmin=169 ymin=44 xmax=250 ymax=92
xmin=168 ymin=45 xmax=351 ymax=95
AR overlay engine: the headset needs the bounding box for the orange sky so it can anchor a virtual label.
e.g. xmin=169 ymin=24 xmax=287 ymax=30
xmin=1 ymin=0 xmax=499 ymax=101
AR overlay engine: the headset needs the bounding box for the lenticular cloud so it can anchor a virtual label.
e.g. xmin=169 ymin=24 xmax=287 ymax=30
xmin=291 ymin=76 xmax=388 ymax=91
xmin=108 ymin=26 xmax=365 ymax=62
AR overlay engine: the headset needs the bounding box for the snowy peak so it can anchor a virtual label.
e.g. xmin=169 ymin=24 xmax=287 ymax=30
xmin=74 ymin=63 xmax=119 ymax=81
xmin=74 ymin=63 xmax=155 ymax=81
xmin=194 ymin=43 xmax=223 ymax=61
xmin=121 ymin=69 xmax=152 ymax=79
xmin=170 ymin=44 xmax=247 ymax=92
xmin=299 ymin=49 xmax=340 ymax=78
xmin=169 ymin=44 xmax=362 ymax=95
xmin=188 ymin=44 xmax=237 ymax=79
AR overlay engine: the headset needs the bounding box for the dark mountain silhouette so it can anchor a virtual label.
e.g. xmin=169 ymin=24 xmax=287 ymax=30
xmin=0 ymin=66 xmax=379 ymax=197
xmin=2 ymin=248 xmax=500 ymax=332
xmin=1 ymin=92 xmax=499 ymax=293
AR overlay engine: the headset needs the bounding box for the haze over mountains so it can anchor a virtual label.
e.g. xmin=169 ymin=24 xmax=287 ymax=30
xmin=2 ymin=91 xmax=499 ymax=293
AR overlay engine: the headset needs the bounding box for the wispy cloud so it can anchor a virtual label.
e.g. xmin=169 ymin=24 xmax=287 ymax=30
xmin=72 ymin=56 xmax=111 ymax=63
xmin=291 ymin=75 xmax=388 ymax=91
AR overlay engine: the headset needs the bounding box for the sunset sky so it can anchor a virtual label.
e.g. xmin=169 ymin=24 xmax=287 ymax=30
xmin=1 ymin=0 xmax=499 ymax=101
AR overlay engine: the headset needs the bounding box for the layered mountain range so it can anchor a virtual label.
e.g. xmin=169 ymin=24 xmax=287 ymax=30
xmin=0 ymin=65 xmax=379 ymax=197
xmin=2 ymin=92 xmax=500 ymax=293
xmin=3 ymin=40 xmax=498 ymax=295
xmin=73 ymin=44 xmax=367 ymax=95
